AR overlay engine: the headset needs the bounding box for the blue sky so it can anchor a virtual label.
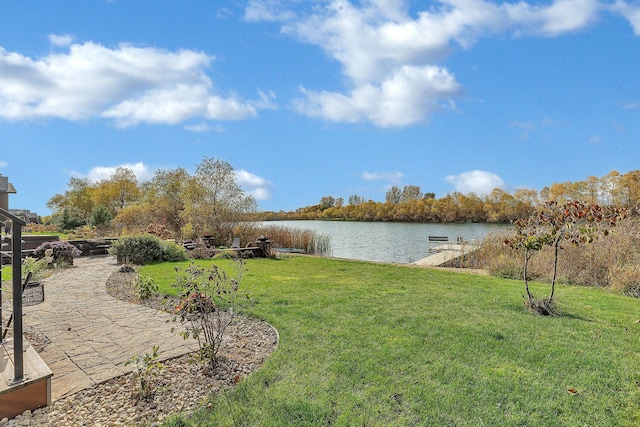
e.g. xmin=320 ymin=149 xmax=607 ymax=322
xmin=1 ymin=0 xmax=639 ymax=216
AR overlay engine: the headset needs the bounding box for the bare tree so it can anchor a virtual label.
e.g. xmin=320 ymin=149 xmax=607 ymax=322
xmin=400 ymin=185 xmax=423 ymax=203
xmin=348 ymin=194 xmax=365 ymax=206
xmin=385 ymin=186 xmax=401 ymax=204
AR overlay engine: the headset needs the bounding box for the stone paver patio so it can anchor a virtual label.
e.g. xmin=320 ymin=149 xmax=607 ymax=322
xmin=23 ymin=256 xmax=197 ymax=401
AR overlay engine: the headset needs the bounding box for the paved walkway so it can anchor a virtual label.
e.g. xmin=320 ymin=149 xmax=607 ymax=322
xmin=23 ymin=256 xmax=197 ymax=401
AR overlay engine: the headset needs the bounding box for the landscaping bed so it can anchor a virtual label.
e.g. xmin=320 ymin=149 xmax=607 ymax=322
xmin=6 ymin=270 xmax=278 ymax=427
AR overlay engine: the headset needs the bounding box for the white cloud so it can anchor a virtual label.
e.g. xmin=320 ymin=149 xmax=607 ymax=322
xmin=612 ymin=0 xmax=640 ymax=36
xmin=235 ymin=169 xmax=272 ymax=200
xmin=244 ymin=0 xmax=296 ymax=22
xmin=362 ymin=171 xmax=404 ymax=182
xmin=295 ymin=65 xmax=460 ymax=127
xmin=505 ymin=0 xmax=601 ymax=37
xmin=284 ymin=1 xmax=465 ymax=127
xmin=49 ymin=34 xmax=74 ymax=47
xmin=445 ymin=170 xmax=506 ymax=194
xmin=0 ymin=42 xmax=268 ymax=125
xmin=102 ymin=84 xmax=257 ymax=126
xmin=86 ymin=162 xmax=152 ymax=183
xmin=0 ymin=161 xmax=7 ymax=168
xmin=249 ymin=0 xmax=612 ymax=127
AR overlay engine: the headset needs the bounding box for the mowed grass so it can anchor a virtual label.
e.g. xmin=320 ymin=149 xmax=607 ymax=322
xmin=1 ymin=265 xmax=11 ymax=281
xmin=140 ymin=256 xmax=640 ymax=426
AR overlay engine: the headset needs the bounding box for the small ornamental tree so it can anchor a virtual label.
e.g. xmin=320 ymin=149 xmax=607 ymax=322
xmin=504 ymin=219 xmax=552 ymax=309
xmin=506 ymin=201 xmax=626 ymax=315
xmin=171 ymin=259 xmax=249 ymax=372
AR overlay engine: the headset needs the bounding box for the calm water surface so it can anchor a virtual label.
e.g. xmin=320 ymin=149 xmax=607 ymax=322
xmin=264 ymin=220 xmax=509 ymax=264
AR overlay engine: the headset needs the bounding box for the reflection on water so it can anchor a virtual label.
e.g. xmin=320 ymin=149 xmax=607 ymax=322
xmin=263 ymin=221 xmax=509 ymax=264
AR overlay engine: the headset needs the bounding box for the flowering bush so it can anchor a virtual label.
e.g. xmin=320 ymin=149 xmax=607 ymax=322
xmin=33 ymin=241 xmax=82 ymax=265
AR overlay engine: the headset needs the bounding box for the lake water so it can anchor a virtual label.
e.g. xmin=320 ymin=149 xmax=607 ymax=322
xmin=264 ymin=220 xmax=509 ymax=264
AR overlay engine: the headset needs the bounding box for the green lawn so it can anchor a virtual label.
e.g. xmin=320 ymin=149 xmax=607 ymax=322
xmin=1 ymin=265 xmax=11 ymax=281
xmin=140 ymin=256 xmax=640 ymax=426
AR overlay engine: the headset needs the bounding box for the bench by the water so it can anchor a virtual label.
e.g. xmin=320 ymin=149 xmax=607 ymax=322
xmin=428 ymin=236 xmax=450 ymax=254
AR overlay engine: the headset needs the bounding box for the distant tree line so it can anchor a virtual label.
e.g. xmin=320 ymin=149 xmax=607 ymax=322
xmin=46 ymin=157 xmax=256 ymax=245
xmin=47 ymin=166 xmax=640 ymax=240
xmin=264 ymin=170 xmax=640 ymax=223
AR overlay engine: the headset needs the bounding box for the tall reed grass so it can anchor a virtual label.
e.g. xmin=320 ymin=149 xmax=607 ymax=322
xmin=467 ymin=218 xmax=640 ymax=293
xmin=233 ymin=222 xmax=331 ymax=256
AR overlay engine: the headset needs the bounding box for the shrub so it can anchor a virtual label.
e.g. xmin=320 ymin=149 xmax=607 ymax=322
xmin=33 ymin=241 xmax=82 ymax=265
xmin=125 ymin=346 xmax=165 ymax=400
xmin=171 ymin=260 xmax=249 ymax=372
xmin=110 ymin=234 xmax=163 ymax=264
xmin=162 ymin=240 xmax=188 ymax=262
xmin=610 ymin=264 xmax=640 ymax=297
xmin=23 ymin=223 xmax=58 ymax=234
xmin=67 ymin=225 xmax=100 ymax=239
xmin=109 ymin=234 xmax=187 ymax=265
xmin=22 ymin=256 xmax=49 ymax=282
xmin=134 ymin=274 xmax=159 ymax=300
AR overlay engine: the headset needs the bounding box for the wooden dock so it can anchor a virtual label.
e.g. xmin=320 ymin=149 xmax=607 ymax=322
xmin=412 ymin=243 xmax=479 ymax=267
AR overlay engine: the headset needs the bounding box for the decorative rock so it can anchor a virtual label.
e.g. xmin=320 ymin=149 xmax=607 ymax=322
xmin=1 ymin=349 xmax=267 ymax=426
